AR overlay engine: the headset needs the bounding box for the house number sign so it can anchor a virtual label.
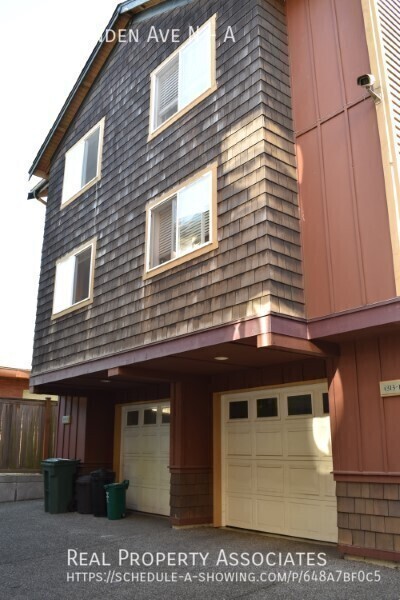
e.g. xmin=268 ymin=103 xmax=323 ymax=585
xmin=380 ymin=380 xmax=400 ymax=397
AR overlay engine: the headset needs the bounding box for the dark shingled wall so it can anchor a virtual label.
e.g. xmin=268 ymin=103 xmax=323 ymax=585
xmin=32 ymin=0 xmax=303 ymax=375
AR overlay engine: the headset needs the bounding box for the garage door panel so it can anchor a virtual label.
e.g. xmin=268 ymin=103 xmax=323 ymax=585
xmin=256 ymin=464 xmax=284 ymax=495
xmin=312 ymin=417 xmax=332 ymax=456
xmin=323 ymin=504 xmax=339 ymax=541
xmin=141 ymin=431 xmax=160 ymax=455
xmin=226 ymin=495 xmax=253 ymax=528
xmin=160 ymin=459 xmax=170 ymax=484
xmin=321 ymin=468 xmax=336 ymax=497
xmin=140 ymin=459 xmax=160 ymax=485
xmin=227 ymin=462 xmax=252 ymax=493
xmin=125 ymin=490 xmax=138 ymax=510
xmin=160 ymin=431 xmax=169 ymax=454
xmin=141 ymin=486 xmax=163 ymax=513
xmin=227 ymin=428 xmax=252 ymax=456
xmin=287 ymin=464 xmax=320 ymax=496
xmin=287 ymin=500 xmax=324 ymax=539
xmin=123 ymin=432 xmax=141 ymax=454
xmin=255 ymin=429 xmax=283 ymax=456
xmin=286 ymin=426 xmax=317 ymax=457
xmin=256 ymin=497 xmax=285 ymax=532
xmin=122 ymin=464 xmax=139 ymax=487
xmin=158 ymin=488 xmax=170 ymax=516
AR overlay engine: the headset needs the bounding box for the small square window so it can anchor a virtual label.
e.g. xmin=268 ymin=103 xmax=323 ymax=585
xmin=229 ymin=401 xmax=248 ymax=420
xmin=52 ymin=240 xmax=96 ymax=317
xmin=161 ymin=407 xmax=171 ymax=424
xmin=127 ymin=410 xmax=139 ymax=426
xmin=257 ymin=397 xmax=278 ymax=418
xmin=323 ymin=393 xmax=330 ymax=414
xmin=287 ymin=394 xmax=312 ymax=416
xmin=144 ymin=408 xmax=158 ymax=425
xmin=62 ymin=119 xmax=104 ymax=206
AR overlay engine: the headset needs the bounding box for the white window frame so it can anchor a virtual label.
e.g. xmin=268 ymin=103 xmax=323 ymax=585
xmin=61 ymin=118 xmax=105 ymax=208
xmin=52 ymin=238 xmax=97 ymax=319
xmin=149 ymin=14 xmax=217 ymax=139
xmin=144 ymin=163 xmax=218 ymax=278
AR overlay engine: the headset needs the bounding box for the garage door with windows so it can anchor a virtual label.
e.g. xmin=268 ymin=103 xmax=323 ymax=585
xmin=121 ymin=401 xmax=170 ymax=516
xmin=222 ymin=383 xmax=337 ymax=542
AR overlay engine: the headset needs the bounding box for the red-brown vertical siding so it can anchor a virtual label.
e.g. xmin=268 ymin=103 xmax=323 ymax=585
xmin=328 ymin=331 xmax=400 ymax=476
xmin=286 ymin=0 xmax=396 ymax=318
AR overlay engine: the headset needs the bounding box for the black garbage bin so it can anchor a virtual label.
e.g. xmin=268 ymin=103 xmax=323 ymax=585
xmin=90 ymin=470 xmax=115 ymax=517
xmin=76 ymin=475 xmax=92 ymax=514
xmin=41 ymin=459 xmax=80 ymax=514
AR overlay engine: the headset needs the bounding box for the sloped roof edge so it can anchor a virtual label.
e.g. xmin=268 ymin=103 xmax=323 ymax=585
xmin=29 ymin=0 xmax=168 ymax=178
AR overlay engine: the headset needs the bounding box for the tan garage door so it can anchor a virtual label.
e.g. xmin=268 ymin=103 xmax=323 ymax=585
xmin=222 ymin=383 xmax=337 ymax=542
xmin=121 ymin=401 xmax=170 ymax=516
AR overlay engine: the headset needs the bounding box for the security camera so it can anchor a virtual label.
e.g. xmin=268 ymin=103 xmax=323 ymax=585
xmin=357 ymin=74 xmax=376 ymax=88
xmin=357 ymin=73 xmax=381 ymax=104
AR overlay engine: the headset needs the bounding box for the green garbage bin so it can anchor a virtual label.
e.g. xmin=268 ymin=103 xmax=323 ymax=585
xmin=104 ymin=480 xmax=129 ymax=520
xmin=41 ymin=459 xmax=80 ymax=514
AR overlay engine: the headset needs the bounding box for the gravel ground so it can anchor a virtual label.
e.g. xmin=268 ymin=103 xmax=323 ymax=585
xmin=0 ymin=500 xmax=399 ymax=599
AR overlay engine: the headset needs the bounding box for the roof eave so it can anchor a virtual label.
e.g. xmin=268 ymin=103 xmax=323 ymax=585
xmin=29 ymin=0 xmax=167 ymax=178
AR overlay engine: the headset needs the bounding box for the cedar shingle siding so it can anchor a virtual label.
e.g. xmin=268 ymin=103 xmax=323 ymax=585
xmin=32 ymin=0 xmax=303 ymax=375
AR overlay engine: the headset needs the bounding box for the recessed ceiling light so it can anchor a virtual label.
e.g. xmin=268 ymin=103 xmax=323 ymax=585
xmin=214 ymin=356 xmax=229 ymax=361
xmin=100 ymin=379 xmax=111 ymax=383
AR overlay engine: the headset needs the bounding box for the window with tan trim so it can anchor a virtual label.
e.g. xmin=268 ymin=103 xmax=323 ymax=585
xmin=61 ymin=118 xmax=105 ymax=207
xmin=145 ymin=164 xmax=218 ymax=278
xmin=52 ymin=238 xmax=96 ymax=318
xmin=149 ymin=15 xmax=217 ymax=138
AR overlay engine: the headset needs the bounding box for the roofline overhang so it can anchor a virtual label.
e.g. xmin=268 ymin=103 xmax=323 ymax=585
xmin=29 ymin=298 xmax=400 ymax=389
xmin=29 ymin=0 xmax=169 ymax=179
xmin=27 ymin=178 xmax=49 ymax=204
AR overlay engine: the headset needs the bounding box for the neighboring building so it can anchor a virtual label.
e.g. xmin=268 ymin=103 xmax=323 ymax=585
xmin=28 ymin=0 xmax=400 ymax=562
xmin=0 ymin=367 xmax=30 ymax=398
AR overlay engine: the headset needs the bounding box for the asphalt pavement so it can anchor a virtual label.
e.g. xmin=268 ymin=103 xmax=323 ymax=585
xmin=0 ymin=500 xmax=399 ymax=599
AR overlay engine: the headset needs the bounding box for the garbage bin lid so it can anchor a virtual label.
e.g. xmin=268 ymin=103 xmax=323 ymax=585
xmin=41 ymin=458 xmax=81 ymax=464
xmin=76 ymin=475 xmax=91 ymax=483
xmin=90 ymin=469 xmax=115 ymax=480
xmin=104 ymin=480 xmax=129 ymax=490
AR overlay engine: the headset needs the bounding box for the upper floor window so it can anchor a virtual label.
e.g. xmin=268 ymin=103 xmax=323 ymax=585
xmin=52 ymin=239 xmax=96 ymax=318
xmin=149 ymin=15 xmax=217 ymax=138
xmin=145 ymin=164 xmax=218 ymax=278
xmin=61 ymin=118 xmax=105 ymax=207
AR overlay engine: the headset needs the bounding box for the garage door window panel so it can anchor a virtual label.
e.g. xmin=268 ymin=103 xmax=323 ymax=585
xmin=257 ymin=397 xmax=279 ymax=419
xmin=229 ymin=401 xmax=248 ymax=420
xmin=144 ymin=408 xmax=158 ymax=425
xmin=287 ymin=394 xmax=313 ymax=417
xmin=127 ymin=411 xmax=139 ymax=426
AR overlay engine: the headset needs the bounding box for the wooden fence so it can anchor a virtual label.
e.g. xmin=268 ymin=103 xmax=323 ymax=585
xmin=0 ymin=398 xmax=58 ymax=471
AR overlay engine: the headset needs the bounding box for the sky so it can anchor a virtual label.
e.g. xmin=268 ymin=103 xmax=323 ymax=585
xmin=0 ymin=0 xmax=119 ymax=369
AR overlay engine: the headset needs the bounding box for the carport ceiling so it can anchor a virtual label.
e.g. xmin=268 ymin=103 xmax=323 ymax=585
xmin=48 ymin=337 xmax=320 ymax=391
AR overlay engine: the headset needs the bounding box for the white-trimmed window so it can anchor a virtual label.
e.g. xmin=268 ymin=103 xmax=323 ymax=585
xmin=146 ymin=166 xmax=217 ymax=275
xmin=52 ymin=239 xmax=96 ymax=317
xmin=150 ymin=15 xmax=216 ymax=135
xmin=61 ymin=119 xmax=105 ymax=206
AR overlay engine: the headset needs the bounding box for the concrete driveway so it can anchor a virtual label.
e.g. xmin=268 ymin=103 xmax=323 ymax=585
xmin=1 ymin=500 xmax=399 ymax=599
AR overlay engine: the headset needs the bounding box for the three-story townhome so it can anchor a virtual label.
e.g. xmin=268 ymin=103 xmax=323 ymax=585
xmin=29 ymin=0 xmax=400 ymax=563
